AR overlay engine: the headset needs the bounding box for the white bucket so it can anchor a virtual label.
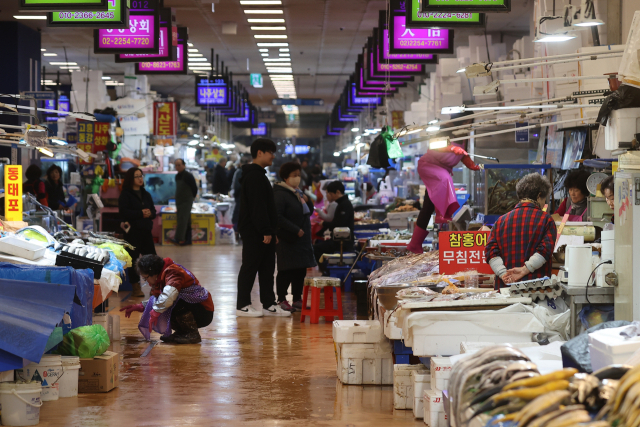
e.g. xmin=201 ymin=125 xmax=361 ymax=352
xmin=59 ymin=356 xmax=80 ymax=398
xmin=0 ymin=382 xmax=42 ymax=426
xmin=15 ymin=355 xmax=62 ymax=401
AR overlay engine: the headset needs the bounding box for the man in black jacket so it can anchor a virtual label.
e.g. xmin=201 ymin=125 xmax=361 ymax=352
xmin=313 ymin=181 xmax=355 ymax=263
xmin=236 ymin=139 xmax=291 ymax=318
xmin=212 ymin=157 xmax=229 ymax=194
xmin=174 ymin=159 xmax=198 ymax=245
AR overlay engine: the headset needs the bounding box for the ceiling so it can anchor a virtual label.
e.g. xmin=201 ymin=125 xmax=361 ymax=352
xmin=1 ymin=0 xmax=532 ymax=116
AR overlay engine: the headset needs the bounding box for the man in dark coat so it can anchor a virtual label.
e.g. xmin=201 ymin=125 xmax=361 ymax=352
xmin=313 ymin=181 xmax=355 ymax=263
xmin=236 ymin=139 xmax=291 ymax=318
xmin=212 ymin=157 xmax=229 ymax=194
xmin=174 ymin=159 xmax=198 ymax=245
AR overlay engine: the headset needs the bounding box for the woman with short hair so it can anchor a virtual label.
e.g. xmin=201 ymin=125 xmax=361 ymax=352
xmin=45 ymin=164 xmax=66 ymax=210
xmin=555 ymin=169 xmax=591 ymax=221
xmin=485 ymin=173 xmax=558 ymax=288
xmin=24 ymin=164 xmax=48 ymax=206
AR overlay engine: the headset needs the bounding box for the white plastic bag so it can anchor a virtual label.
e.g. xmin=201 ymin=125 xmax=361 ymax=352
xmin=215 ymin=224 xmax=236 ymax=245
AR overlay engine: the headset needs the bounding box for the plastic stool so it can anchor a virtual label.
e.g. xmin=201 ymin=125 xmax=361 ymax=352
xmin=300 ymin=276 xmax=344 ymax=324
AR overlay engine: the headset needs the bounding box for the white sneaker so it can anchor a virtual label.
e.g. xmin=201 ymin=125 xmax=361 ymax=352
xmin=262 ymin=305 xmax=292 ymax=317
xmin=236 ymin=305 xmax=264 ymax=317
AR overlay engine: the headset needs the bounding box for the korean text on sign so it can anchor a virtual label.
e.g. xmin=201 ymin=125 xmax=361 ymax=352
xmin=439 ymin=231 xmax=492 ymax=274
xmin=4 ymin=165 xmax=22 ymax=221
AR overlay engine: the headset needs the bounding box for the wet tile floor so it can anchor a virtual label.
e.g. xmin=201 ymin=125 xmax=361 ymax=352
xmin=39 ymin=245 xmax=423 ymax=426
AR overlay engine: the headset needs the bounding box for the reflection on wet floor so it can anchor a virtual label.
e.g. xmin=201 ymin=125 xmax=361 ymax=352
xmin=38 ymin=245 xmax=423 ymax=426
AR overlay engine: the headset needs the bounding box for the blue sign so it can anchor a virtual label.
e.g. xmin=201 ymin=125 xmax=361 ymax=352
xmin=272 ymin=98 xmax=324 ymax=106
xmin=57 ymin=96 xmax=70 ymax=116
xmin=251 ymin=122 xmax=267 ymax=136
xmin=21 ymin=91 xmax=55 ymax=100
xmin=195 ymin=77 xmax=228 ymax=107
xmin=228 ymin=106 xmax=250 ymax=122
xmin=515 ymin=122 xmax=529 ymax=143
xmin=351 ymin=85 xmax=381 ymax=106
xmin=44 ymin=99 xmax=56 ymax=110
xmin=284 ymin=145 xmax=293 ymax=154
xmin=294 ymin=145 xmax=310 ymax=155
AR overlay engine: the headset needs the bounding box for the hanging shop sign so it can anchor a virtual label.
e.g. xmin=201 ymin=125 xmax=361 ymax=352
xmin=47 ymin=0 xmax=129 ymax=28
xmin=362 ymin=46 xmax=418 ymax=81
xmin=515 ymin=122 xmax=529 ymax=143
xmin=153 ymin=102 xmax=176 ymax=137
xmin=391 ymin=111 xmax=405 ymax=130
xmin=4 ymin=165 xmax=22 ymax=222
xmin=376 ymin=16 xmax=437 ymax=64
xmin=94 ymin=122 xmax=111 ymax=152
xmin=421 ymin=0 xmax=510 ymax=13
xmin=116 ymin=8 xmax=176 ymax=62
xmin=106 ymin=97 xmax=150 ymax=135
xmin=195 ymin=76 xmax=229 ymax=108
xmin=135 ymin=26 xmax=187 ymax=74
xmin=439 ymin=231 xmax=493 ymax=275
xmin=94 ymin=14 xmax=159 ymax=54
xmin=349 ymin=84 xmax=382 ymax=107
xmin=272 ymin=98 xmax=325 ymax=106
xmin=404 ymin=0 xmax=485 ymax=28
xmin=21 ymin=0 xmax=108 ymax=12
xmin=358 ymin=67 xmax=405 ymax=90
xmin=58 ymin=96 xmax=70 ymax=116
xmin=257 ymin=110 xmax=276 ymax=123
xmin=228 ymin=105 xmax=251 ymax=123
xmin=251 ymin=123 xmax=268 ymax=136
xmin=389 ymin=15 xmax=454 ymax=54
xmin=77 ymin=121 xmax=95 ymax=164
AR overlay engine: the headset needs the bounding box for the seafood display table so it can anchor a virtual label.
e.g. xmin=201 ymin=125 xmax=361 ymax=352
xmin=561 ymin=284 xmax=614 ymax=338
xmin=399 ymin=296 xmax=533 ymax=312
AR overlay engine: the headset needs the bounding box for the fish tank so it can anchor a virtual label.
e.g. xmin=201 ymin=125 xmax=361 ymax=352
xmin=475 ymin=164 xmax=552 ymax=218
xmin=144 ymin=172 xmax=177 ymax=205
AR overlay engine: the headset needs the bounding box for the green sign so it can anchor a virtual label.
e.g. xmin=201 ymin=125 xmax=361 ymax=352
xmin=421 ymin=0 xmax=510 ymax=13
xmin=407 ymin=0 xmax=485 ymax=28
xmin=47 ymin=0 xmax=129 ymax=28
xmin=21 ymin=0 xmax=109 ymax=11
xmin=250 ymin=73 xmax=263 ymax=88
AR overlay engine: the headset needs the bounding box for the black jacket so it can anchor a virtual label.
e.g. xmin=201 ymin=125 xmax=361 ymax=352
xmin=175 ymin=171 xmax=198 ymax=198
xmin=325 ymin=195 xmax=355 ymax=240
xmin=273 ymin=183 xmax=316 ymax=271
xmin=212 ymin=164 xmax=229 ymax=194
xmin=45 ymin=179 xmax=66 ymax=210
xmin=238 ymin=163 xmax=277 ymax=238
xmin=118 ymin=187 xmax=157 ymax=232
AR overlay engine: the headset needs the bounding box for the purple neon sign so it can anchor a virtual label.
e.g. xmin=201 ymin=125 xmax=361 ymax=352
xmin=120 ymin=27 xmax=168 ymax=59
xmin=383 ymin=29 xmax=433 ymax=61
xmin=98 ymin=15 xmax=155 ymax=49
xmin=138 ymin=43 xmax=184 ymax=71
xmin=392 ymin=15 xmax=450 ymax=51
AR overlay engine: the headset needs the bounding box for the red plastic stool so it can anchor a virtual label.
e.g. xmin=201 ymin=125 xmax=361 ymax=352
xmin=300 ymin=276 xmax=343 ymax=324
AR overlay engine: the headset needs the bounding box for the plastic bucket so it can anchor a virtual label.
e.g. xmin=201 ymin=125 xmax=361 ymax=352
xmin=15 ymin=355 xmax=62 ymax=401
xmin=0 ymin=382 xmax=42 ymax=426
xmin=59 ymin=356 xmax=80 ymax=398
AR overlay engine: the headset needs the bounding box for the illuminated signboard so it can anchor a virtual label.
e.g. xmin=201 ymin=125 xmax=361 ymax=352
xmin=350 ymin=84 xmax=382 ymax=106
xmin=405 ymin=0 xmax=484 ymax=28
xmin=58 ymin=96 xmax=70 ymax=116
xmin=94 ymin=14 xmax=159 ymax=54
xmin=421 ymin=0 xmax=510 ymax=13
xmin=136 ymin=27 xmax=188 ymax=75
xmin=21 ymin=0 xmax=108 ymax=11
xmin=195 ymin=77 xmax=228 ymax=107
xmin=47 ymin=0 xmax=129 ymax=28
xmin=228 ymin=105 xmax=251 ymax=122
xmin=376 ymin=16 xmax=437 ymax=64
xmin=361 ymin=47 xmax=417 ymax=81
xmin=117 ymin=26 xmax=173 ymax=62
xmin=389 ymin=15 xmax=454 ymax=54
xmin=251 ymin=123 xmax=268 ymax=136
xmin=4 ymin=165 xmax=22 ymax=222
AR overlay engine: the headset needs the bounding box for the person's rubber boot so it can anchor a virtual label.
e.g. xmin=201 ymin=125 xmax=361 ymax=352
xmin=131 ymin=282 xmax=145 ymax=298
xmin=173 ymin=311 xmax=202 ymax=344
xmin=407 ymin=225 xmax=429 ymax=254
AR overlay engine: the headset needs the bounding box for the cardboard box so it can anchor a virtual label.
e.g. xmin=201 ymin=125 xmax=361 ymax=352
xmin=161 ymin=212 xmax=216 ymax=246
xmin=79 ymin=351 xmax=119 ymax=393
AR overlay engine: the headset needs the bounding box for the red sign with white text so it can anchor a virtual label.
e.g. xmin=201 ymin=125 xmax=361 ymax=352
xmin=154 ymin=102 xmax=176 ymax=137
xmin=439 ymin=231 xmax=492 ymax=275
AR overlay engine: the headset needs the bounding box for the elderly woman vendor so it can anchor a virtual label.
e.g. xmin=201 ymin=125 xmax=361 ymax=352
xmin=120 ymin=255 xmax=214 ymax=344
xmin=485 ymin=173 xmax=558 ymax=288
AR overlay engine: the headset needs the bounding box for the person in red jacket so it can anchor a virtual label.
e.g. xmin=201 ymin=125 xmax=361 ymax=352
xmin=120 ymin=255 xmax=214 ymax=344
xmin=554 ymin=169 xmax=591 ymax=221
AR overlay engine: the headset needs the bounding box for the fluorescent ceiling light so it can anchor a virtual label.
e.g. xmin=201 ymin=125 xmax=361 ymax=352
xmin=259 ymin=48 xmax=269 ymax=52
xmin=279 ymin=48 xmax=290 ymax=52
xmin=251 ymin=26 xmax=286 ymax=30
xmin=254 ymin=35 xmax=287 ymax=39
xmin=534 ymin=35 xmax=576 ymax=42
xmin=429 ymin=137 xmax=450 ymax=150
xmin=264 ymin=58 xmax=291 ymax=61
xmin=248 ymin=18 xmax=285 ymax=23
xmin=351 ymin=127 xmax=359 ymax=132
xmin=279 ymin=53 xmax=290 ymax=57
xmin=240 ymin=0 xmax=282 ymax=4
xmin=37 ymin=147 xmax=54 ymax=157
xmin=244 ymin=9 xmax=283 ymax=14
xmin=60 ymin=66 xmax=80 ymax=69
xmin=188 ymin=49 xmax=199 ymax=52
xmin=257 ymin=43 xmax=288 ymax=47
xmin=41 ymin=48 xmax=46 ymax=51
xmin=188 ymin=53 xmax=204 ymax=57
xmin=188 ymin=42 xmax=194 ymax=47
xmin=50 ymin=62 xmax=77 ymax=65
xmin=267 ymin=68 xmax=293 ymax=73
xmin=261 ymin=53 xmax=269 ymax=56
xmin=102 ymin=76 xmax=111 ymax=80
xmin=14 ymin=15 xmax=46 ymax=20
xmin=333 ymin=152 xmax=341 ymax=157
xmin=187 ymin=58 xmax=208 ymax=62
xmin=189 ymin=66 xmax=213 ymax=70
xmin=51 ymin=139 xmax=68 ymax=145
xmin=188 ymin=140 xmax=199 ymax=146
xmin=43 ymin=53 xmax=57 ymax=57
xmin=574 ymin=20 xmax=604 ymax=26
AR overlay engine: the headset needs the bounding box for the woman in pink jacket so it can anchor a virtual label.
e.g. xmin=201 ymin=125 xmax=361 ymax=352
xmin=554 ymin=169 xmax=591 ymax=221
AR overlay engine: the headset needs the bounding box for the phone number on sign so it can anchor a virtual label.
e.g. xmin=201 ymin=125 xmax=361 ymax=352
xmin=399 ymin=40 xmax=444 ymax=47
xmin=142 ymin=62 xmax=181 ymax=69
xmin=101 ymin=37 xmax=150 ymax=46
xmin=58 ymin=12 xmax=115 ymax=19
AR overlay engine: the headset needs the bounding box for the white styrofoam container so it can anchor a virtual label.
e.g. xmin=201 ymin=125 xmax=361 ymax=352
xmin=336 ymin=342 xmax=393 ymax=385
xmin=387 ymin=211 xmax=419 ymax=229
xmin=412 ymin=370 xmax=431 ymax=419
xmin=393 ymin=364 xmax=425 ymax=410
xmin=423 ymin=389 xmax=444 ymax=427
xmin=333 ymin=320 xmax=384 ymax=344
xmin=589 ymin=326 xmax=640 ymax=370
xmin=460 ymin=341 xmax=539 ymax=354
xmin=0 ymin=236 xmax=46 ymax=260
xmin=605 ymin=108 xmax=640 ymax=150
xmin=430 ymin=357 xmax=452 ymax=381
xmin=384 ymin=311 xmax=403 ymax=340
xmin=0 ymin=370 xmax=13 ymax=382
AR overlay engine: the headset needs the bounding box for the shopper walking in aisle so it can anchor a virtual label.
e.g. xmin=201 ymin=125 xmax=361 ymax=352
xmin=485 ymin=173 xmax=557 ymax=289
xmin=120 ymin=254 xmax=214 ymax=344
xmin=118 ymin=167 xmax=157 ymax=298
xmin=24 ymin=164 xmax=48 ymax=206
xmin=45 ymin=164 xmax=67 ymax=210
xmin=273 ymin=162 xmax=317 ymax=312
xmin=231 ymin=157 xmax=249 ymax=237
xmin=313 ymin=181 xmax=355 ymax=263
xmin=174 ymin=159 xmax=198 ymax=246
xmin=212 ymin=157 xmax=229 ymax=195
xmin=226 ymin=161 xmax=236 ymax=186
xmin=236 ymin=138 xmax=291 ymax=317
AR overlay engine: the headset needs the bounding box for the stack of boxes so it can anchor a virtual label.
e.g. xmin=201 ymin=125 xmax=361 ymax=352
xmin=393 ymin=364 xmax=426 ymax=410
xmin=424 ymin=357 xmax=452 ymax=426
xmin=411 ymin=369 xmax=431 ymax=419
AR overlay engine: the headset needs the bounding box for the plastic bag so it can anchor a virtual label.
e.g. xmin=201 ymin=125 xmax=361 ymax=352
xmin=579 ymin=304 xmax=615 ymax=330
xmin=97 ymin=242 xmax=132 ymax=268
xmin=56 ymin=324 xmax=110 ymax=358
xmin=560 ymin=320 xmax=631 ymax=373
xmin=215 ymin=224 xmax=236 ymax=245
xmin=382 ymin=127 xmax=403 ymax=159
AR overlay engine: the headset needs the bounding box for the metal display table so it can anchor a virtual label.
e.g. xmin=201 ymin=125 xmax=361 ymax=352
xmin=561 ymin=284 xmax=614 ymax=338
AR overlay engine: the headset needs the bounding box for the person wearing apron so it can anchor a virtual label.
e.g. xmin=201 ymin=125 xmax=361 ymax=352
xmin=174 ymin=159 xmax=198 ymax=245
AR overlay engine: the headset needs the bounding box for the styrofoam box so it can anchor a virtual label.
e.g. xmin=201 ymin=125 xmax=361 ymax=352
xmin=336 ymin=342 xmax=393 ymax=385
xmin=423 ymin=389 xmax=444 ymax=427
xmin=589 ymin=326 xmax=640 ymax=371
xmin=430 ymin=357 xmax=452 ymax=380
xmin=384 ymin=311 xmax=403 ymax=340
xmin=605 ymin=108 xmax=640 ymax=150
xmin=0 ymin=236 xmax=47 ymax=260
xmin=0 ymin=370 xmax=13 ymax=382
xmin=394 ymin=364 xmax=425 ymax=410
xmin=333 ymin=320 xmax=384 ymax=344
xmin=412 ymin=370 xmax=431 ymax=419
xmin=460 ymin=341 xmax=539 ymax=354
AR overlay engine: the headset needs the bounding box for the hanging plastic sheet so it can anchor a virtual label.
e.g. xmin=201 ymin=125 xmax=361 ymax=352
xmin=0 ymin=263 xmax=94 ymax=329
xmin=0 ymin=279 xmax=75 ymax=371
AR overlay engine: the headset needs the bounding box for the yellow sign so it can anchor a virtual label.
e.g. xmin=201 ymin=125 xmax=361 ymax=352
xmin=4 ymin=165 xmax=22 ymax=221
